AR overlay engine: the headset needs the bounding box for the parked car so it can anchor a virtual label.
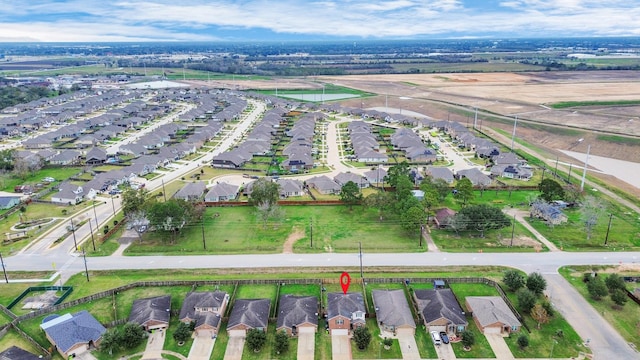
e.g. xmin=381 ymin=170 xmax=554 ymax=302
xmin=439 ymin=332 xmax=449 ymax=344
xmin=430 ymin=331 xmax=441 ymax=346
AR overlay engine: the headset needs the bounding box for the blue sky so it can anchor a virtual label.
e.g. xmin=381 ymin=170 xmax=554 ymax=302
xmin=0 ymin=0 xmax=638 ymax=42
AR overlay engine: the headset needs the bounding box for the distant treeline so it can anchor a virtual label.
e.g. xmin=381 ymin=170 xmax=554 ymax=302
xmin=0 ymin=83 xmax=68 ymax=110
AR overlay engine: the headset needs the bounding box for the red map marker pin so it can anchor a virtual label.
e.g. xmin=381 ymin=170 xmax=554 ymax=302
xmin=340 ymin=272 xmax=351 ymax=294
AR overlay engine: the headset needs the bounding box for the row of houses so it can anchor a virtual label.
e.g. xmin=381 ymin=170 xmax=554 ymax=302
xmin=346 ymin=121 xmax=389 ymax=163
xmin=281 ymin=112 xmax=322 ymax=172
xmin=20 ymin=277 xmax=523 ymax=360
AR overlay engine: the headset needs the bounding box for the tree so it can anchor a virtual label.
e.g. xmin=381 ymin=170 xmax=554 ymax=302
xmin=503 ymin=270 xmax=526 ymax=292
xmin=401 ymin=206 xmax=425 ymax=235
xmin=431 ymin=178 xmax=451 ymax=203
xmin=393 ymin=175 xmax=414 ymax=207
xmin=122 ymin=188 xmax=149 ymax=217
xmin=610 ymin=289 xmax=628 ymax=308
xmin=454 ymin=178 xmax=474 ymax=206
xmin=173 ymin=322 xmax=192 ymax=342
xmin=461 ymin=330 xmax=475 ymax=348
xmin=274 ymin=330 xmax=289 ymax=354
xmin=526 ymin=272 xmax=547 ymax=296
xmin=517 ymin=334 xmax=529 ymax=349
xmin=246 ymin=329 xmax=267 ymax=352
xmin=364 ymin=191 xmax=392 ymax=221
xmin=147 ymin=199 xmax=193 ymax=244
xmin=353 ymin=326 xmax=372 ymax=350
xmin=13 ymin=156 xmax=43 ymax=180
xmin=563 ymin=185 xmax=582 ymax=203
xmin=385 ymin=161 xmax=410 ymax=188
xmin=531 ymin=303 xmax=550 ymax=329
xmin=580 ymin=196 xmax=605 ymax=240
xmin=541 ymin=300 xmax=555 ymax=317
xmin=99 ymin=328 xmax=120 ymax=355
xmin=517 ymin=288 xmax=537 ymax=313
xmin=456 ymin=204 xmax=511 ymax=237
xmin=340 ymin=181 xmax=363 ymax=211
xmin=249 ymin=178 xmax=280 ymax=207
xmin=0 ymin=149 xmax=14 ymax=171
xmin=538 ymin=179 xmax=565 ymax=202
xmin=420 ymin=186 xmax=440 ymax=222
xmin=446 ymin=213 xmax=469 ymax=235
xmin=121 ymin=322 xmax=146 ymax=349
xmin=587 ymin=276 xmax=608 ymax=300
xmin=605 ymin=274 xmax=626 ymax=294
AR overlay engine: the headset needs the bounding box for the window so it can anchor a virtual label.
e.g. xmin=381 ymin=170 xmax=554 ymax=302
xmin=336 ymin=319 xmax=344 ymax=325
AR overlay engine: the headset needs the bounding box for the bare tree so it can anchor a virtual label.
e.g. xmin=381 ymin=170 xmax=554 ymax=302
xmin=580 ymin=196 xmax=605 ymax=240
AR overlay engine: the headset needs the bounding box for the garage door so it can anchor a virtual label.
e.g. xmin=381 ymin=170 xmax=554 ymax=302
xmin=396 ymin=328 xmax=415 ymax=336
xmin=483 ymin=326 xmax=501 ymax=334
xmin=228 ymin=329 xmax=246 ymax=337
xmin=331 ymin=329 xmax=348 ymax=336
xmin=299 ymin=326 xmax=316 ymax=334
xmin=428 ymin=325 xmax=446 ymax=333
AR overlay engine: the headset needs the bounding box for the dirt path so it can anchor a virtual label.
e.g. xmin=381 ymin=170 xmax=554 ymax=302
xmin=503 ymin=208 xmax=560 ymax=252
xmin=282 ymin=227 xmax=305 ymax=254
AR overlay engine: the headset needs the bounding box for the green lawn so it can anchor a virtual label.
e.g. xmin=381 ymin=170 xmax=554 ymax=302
xmin=559 ymin=266 xmax=640 ymax=350
xmin=0 ymin=328 xmax=49 ymax=357
xmin=0 ymin=167 xmax=82 ymax=192
xmin=451 ymin=320 xmax=496 ymax=358
xmin=352 ymin=319 xmax=403 ymax=359
xmin=124 ymin=205 xmax=425 ymax=255
xmin=279 ymin=284 xmax=320 ymax=297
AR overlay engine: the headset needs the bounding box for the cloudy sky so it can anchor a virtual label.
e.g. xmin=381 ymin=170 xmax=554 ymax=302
xmin=0 ymin=0 xmax=638 ymax=42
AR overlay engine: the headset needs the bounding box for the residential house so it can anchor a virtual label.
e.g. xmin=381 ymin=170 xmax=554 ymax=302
xmin=0 ymin=346 xmax=42 ymax=360
xmin=457 ymin=168 xmax=492 ymax=187
xmin=326 ymin=292 xmax=366 ymax=335
xmin=413 ymin=289 xmax=467 ymax=334
xmin=372 ymin=289 xmax=416 ymax=335
xmin=128 ymin=295 xmax=171 ymax=331
xmin=306 ymin=175 xmax=341 ymax=195
xmin=227 ymin=299 xmax=271 ymax=334
xmin=179 ymin=291 xmax=230 ymax=337
xmin=49 ymin=150 xmax=80 ymax=166
xmin=0 ymin=196 xmax=20 ymax=209
xmin=85 ymin=147 xmax=107 ymax=166
xmin=364 ymin=167 xmax=387 ymax=186
xmin=51 ymin=182 xmax=84 ymax=205
xmin=173 ymin=182 xmax=206 ymax=201
xmin=276 ymin=295 xmax=318 ymax=336
xmin=530 ymin=201 xmax=568 ymax=225
xmin=490 ymin=164 xmax=533 ymax=181
xmin=204 ymin=182 xmax=240 ymax=202
xmin=433 ymin=208 xmax=456 ymax=228
xmin=334 ymin=172 xmax=368 ymax=189
xmin=465 ymin=296 xmax=521 ymax=334
xmin=276 ymin=179 xmax=304 ymax=198
xmin=211 ymin=149 xmax=252 ymax=168
xmin=40 ymin=310 xmax=106 ymax=359
xmin=426 ymin=166 xmax=454 ymax=184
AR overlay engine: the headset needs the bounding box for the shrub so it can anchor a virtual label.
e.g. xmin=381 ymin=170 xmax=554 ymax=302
xmin=173 ymin=322 xmax=192 ymax=342
xmin=274 ymin=330 xmax=289 ymax=354
xmin=517 ymin=288 xmax=537 ymax=313
xmin=353 ymin=327 xmax=372 ymax=350
xmin=503 ymin=270 xmax=526 ymax=292
xmin=587 ymin=276 xmax=608 ymax=300
xmin=461 ymin=330 xmax=475 ymax=348
xmin=246 ymin=329 xmax=266 ymax=352
xmin=517 ymin=334 xmax=529 ymax=349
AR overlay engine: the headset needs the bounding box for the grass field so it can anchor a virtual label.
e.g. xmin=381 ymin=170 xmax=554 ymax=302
xmin=559 ymin=265 xmax=640 ymax=350
xmin=125 ymin=205 xmax=423 ymax=255
xmin=0 ymin=167 xmax=82 ymax=192
xmin=550 ymin=99 xmax=640 ymax=109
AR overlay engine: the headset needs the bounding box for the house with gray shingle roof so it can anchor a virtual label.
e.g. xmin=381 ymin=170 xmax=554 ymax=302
xmin=173 ymin=182 xmax=206 ymax=201
xmin=276 ymin=295 xmax=318 ymax=336
xmin=276 ymin=179 xmax=304 ymax=198
xmin=128 ymin=295 xmax=171 ymax=331
xmin=334 ymin=172 xmax=368 ymax=189
xmin=306 ymin=175 xmax=341 ymax=195
xmin=49 ymin=150 xmax=81 ymax=166
xmin=457 ymin=168 xmax=492 ymax=187
xmin=227 ymin=299 xmax=270 ymax=333
xmin=85 ymin=147 xmax=107 ymax=166
xmin=179 ymin=291 xmax=229 ymax=337
xmin=327 ymin=292 xmax=366 ymax=335
xmin=465 ymin=296 xmax=521 ymax=334
xmin=426 ymin=166 xmax=454 ymax=184
xmin=364 ymin=167 xmax=387 ymax=185
xmin=414 ymin=289 xmax=468 ymax=334
xmin=372 ymin=289 xmax=416 ymax=334
xmin=40 ymin=310 xmax=106 ymax=359
xmin=0 ymin=346 xmax=42 ymax=360
xmin=205 ymin=182 xmax=240 ymax=202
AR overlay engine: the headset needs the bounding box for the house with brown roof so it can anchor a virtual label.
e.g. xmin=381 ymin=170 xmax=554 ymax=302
xmin=227 ymin=299 xmax=270 ymax=334
xmin=372 ymin=289 xmax=416 ymax=335
xmin=414 ymin=289 xmax=467 ymax=334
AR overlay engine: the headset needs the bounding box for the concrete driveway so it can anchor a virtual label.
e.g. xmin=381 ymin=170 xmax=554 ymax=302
xmin=397 ymin=332 xmax=420 ymax=360
xmin=435 ymin=342 xmax=457 ymax=360
xmin=331 ymin=333 xmax=352 ymax=360
xmin=485 ymin=334 xmax=515 ymax=360
xmin=223 ymin=330 xmax=245 ymax=360
xmin=187 ymin=333 xmax=216 ymax=360
xmin=297 ymin=328 xmax=316 ymax=360
xmin=141 ymin=330 xmax=166 ymax=360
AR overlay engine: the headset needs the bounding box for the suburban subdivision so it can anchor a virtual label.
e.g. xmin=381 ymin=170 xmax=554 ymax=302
xmin=1 ymin=42 xmax=640 ymax=360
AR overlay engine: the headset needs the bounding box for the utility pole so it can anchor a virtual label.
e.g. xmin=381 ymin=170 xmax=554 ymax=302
xmin=510 ymin=214 xmax=516 ymax=247
xmin=310 ymin=219 xmax=313 ymax=248
xmin=88 ymin=219 xmax=96 ymax=251
xmin=510 ymin=115 xmax=518 ymax=152
xmin=359 ymin=242 xmax=363 ymax=279
xmin=110 ymin=196 xmax=116 ymax=216
xmin=419 ymin=225 xmax=424 ymax=248
xmin=604 ymin=213 xmax=613 ymax=246
xmin=201 ymin=215 xmax=206 ymax=250
xmin=554 ymin=156 xmax=559 ymax=177
xmin=0 ymin=252 xmax=8 ymax=283
xmin=92 ymin=201 xmax=99 ymax=230
xmin=568 ymin=163 xmax=573 ymax=183
xmin=82 ymin=247 xmax=89 ymax=282
xmin=580 ymin=145 xmax=591 ymax=192
xmin=162 ymin=179 xmax=167 ymax=201
xmin=70 ymin=218 xmax=78 ymax=251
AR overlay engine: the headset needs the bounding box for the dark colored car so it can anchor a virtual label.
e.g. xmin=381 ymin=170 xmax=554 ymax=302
xmin=440 ymin=332 xmax=450 ymax=344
